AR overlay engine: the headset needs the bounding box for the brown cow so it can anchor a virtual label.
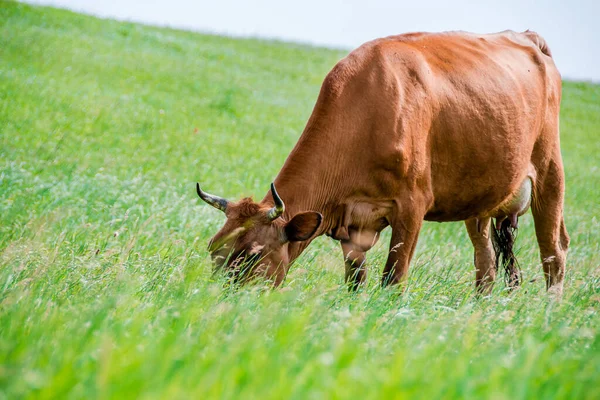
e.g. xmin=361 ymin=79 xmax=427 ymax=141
xmin=197 ymin=30 xmax=569 ymax=297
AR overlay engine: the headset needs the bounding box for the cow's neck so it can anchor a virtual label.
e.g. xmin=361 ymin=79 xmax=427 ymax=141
xmin=261 ymin=128 xmax=346 ymax=258
xmin=270 ymin=130 xmax=344 ymax=211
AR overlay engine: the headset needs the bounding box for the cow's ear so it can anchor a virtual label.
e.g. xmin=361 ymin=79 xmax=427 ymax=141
xmin=284 ymin=212 xmax=322 ymax=242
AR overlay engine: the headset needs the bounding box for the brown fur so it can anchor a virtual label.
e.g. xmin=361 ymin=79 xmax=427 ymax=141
xmin=203 ymin=30 xmax=569 ymax=296
xmin=229 ymin=198 xmax=264 ymax=220
xmin=523 ymin=30 xmax=552 ymax=57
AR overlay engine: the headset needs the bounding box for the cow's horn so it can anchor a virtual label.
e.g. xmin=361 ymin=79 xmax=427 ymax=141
xmin=196 ymin=183 xmax=229 ymax=212
xmin=267 ymin=182 xmax=285 ymax=221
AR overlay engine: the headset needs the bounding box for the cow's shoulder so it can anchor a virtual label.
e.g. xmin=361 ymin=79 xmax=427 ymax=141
xmin=321 ymin=36 xmax=431 ymax=99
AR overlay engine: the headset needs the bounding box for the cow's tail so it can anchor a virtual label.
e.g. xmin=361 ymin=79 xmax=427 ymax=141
xmin=523 ymin=30 xmax=552 ymax=57
xmin=491 ymin=218 xmax=522 ymax=289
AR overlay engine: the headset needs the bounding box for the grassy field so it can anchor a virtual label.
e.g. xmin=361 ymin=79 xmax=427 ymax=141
xmin=1 ymin=2 xmax=599 ymax=398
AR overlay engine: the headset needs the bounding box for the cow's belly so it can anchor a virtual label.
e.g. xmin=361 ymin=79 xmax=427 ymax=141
xmin=424 ymin=164 xmax=535 ymax=222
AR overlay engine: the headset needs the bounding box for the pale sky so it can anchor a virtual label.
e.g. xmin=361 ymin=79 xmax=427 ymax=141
xmin=26 ymin=0 xmax=600 ymax=82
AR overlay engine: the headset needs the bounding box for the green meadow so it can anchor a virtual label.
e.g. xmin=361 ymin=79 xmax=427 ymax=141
xmin=1 ymin=2 xmax=599 ymax=398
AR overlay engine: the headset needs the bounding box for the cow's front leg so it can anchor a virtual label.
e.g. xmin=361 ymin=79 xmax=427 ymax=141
xmin=340 ymin=227 xmax=381 ymax=291
xmin=381 ymin=205 xmax=425 ymax=288
xmin=341 ymin=241 xmax=367 ymax=291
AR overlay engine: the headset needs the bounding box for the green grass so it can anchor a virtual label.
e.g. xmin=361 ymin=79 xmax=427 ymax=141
xmin=1 ymin=2 xmax=599 ymax=398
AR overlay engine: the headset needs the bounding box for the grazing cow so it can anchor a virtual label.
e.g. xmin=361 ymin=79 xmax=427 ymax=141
xmin=197 ymin=30 xmax=569 ymax=296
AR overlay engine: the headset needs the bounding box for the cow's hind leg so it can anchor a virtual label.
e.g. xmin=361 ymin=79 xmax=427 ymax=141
xmin=465 ymin=217 xmax=496 ymax=295
xmin=532 ymin=154 xmax=570 ymax=298
xmin=341 ymin=242 xmax=367 ymax=291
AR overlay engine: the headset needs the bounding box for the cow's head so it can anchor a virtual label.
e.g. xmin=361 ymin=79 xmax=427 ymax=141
xmin=197 ymin=183 xmax=322 ymax=284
